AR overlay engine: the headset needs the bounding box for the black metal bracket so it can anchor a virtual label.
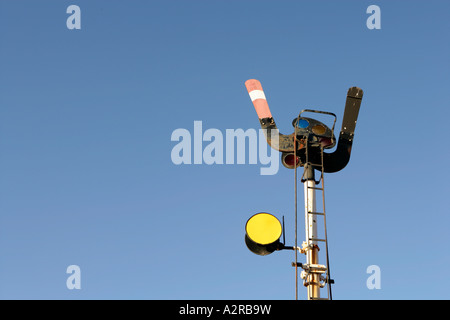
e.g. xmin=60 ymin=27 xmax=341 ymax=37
xmin=297 ymin=109 xmax=337 ymax=134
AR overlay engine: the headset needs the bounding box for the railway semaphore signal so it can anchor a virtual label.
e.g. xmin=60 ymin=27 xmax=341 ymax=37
xmin=244 ymin=79 xmax=364 ymax=300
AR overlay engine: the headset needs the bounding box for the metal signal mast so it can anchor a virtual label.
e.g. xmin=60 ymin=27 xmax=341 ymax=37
xmin=243 ymin=79 xmax=363 ymax=300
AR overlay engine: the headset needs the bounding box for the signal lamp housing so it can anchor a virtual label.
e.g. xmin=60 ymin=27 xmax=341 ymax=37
xmin=282 ymin=153 xmax=301 ymax=169
xmin=245 ymin=213 xmax=283 ymax=256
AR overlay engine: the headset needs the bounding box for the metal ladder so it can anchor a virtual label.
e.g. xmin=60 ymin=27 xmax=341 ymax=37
xmin=300 ymin=139 xmax=334 ymax=300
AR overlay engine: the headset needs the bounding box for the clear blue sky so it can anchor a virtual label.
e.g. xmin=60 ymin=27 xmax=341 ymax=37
xmin=1 ymin=0 xmax=449 ymax=299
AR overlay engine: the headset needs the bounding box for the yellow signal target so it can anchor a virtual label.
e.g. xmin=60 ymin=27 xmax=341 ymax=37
xmin=245 ymin=213 xmax=282 ymax=256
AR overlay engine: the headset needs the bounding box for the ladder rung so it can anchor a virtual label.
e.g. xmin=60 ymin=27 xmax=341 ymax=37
xmin=308 ymin=211 xmax=325 ymax=216
xmin=307 ymin=186 xmax=324 ymax=190
xmin=308 ymin=163 xmax=323 ymax=167
xmin=309 ymin=238 xmax=327 ymax=242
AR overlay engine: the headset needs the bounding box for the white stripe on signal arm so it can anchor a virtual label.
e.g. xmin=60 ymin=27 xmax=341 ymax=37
xmin=248 ymin=90 xmax=266 ymax=101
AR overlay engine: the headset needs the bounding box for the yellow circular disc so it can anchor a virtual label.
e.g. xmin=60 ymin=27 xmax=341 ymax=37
xmin=312 ymin=124 xmax=326 ymax=135
xmin=245 ymin=213 xmax=282 ymax=245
